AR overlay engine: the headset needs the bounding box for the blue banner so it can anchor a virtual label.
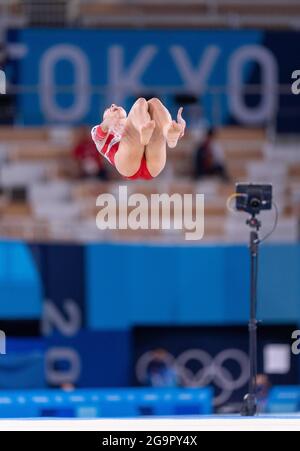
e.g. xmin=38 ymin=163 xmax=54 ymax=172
xmin=8 ymin=29 xmax=300 ymax=131
xmin=0 ymin=387 xmax=213 ymax=418
xmin=9 ymin=28 xmax=285 ymax=126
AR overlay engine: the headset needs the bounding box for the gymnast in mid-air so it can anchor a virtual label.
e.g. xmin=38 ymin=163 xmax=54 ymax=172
xmin=91 ymin=98 xmax=186 ymax=180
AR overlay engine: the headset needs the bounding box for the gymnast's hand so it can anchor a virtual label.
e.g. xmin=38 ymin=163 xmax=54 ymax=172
xmin=177 ymin=107 xmax=186 ymax=138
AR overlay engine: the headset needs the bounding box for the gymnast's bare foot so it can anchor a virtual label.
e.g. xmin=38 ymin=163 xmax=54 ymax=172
xmin=140 ymin=120 xmax=156 ymax=146
xmin=164 ymin=121 xmax=184 ymax=148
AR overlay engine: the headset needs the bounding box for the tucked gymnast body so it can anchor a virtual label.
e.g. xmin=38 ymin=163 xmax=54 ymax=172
xmin=91 ymin=98 xmax=186 ymax=180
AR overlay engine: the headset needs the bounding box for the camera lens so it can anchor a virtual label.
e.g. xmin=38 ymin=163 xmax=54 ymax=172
xmin=250 ymin=198 xmax=261 ymax=208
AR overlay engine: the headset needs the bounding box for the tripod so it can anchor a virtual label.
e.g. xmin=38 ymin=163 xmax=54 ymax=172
xmin=241 ymin=213 xmax=261 ymax=417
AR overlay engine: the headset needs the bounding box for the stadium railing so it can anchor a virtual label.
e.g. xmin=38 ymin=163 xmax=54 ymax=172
xmin=2 ymin=0 xmax=300 ymax=29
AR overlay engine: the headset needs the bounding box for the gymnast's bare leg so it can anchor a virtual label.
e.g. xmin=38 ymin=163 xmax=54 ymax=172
xmin=145 ymin=98 xmax=185 ymax=177
xmin=114 ymin=98 xmax=155 ymax=177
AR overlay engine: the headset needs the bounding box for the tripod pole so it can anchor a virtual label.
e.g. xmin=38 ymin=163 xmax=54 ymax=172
xmin=241 ymin=221 xmax=260 ymax=416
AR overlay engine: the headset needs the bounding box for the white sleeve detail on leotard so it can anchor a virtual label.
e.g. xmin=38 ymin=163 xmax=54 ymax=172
xmin=91 ymin=125 xmax=108 ymax=155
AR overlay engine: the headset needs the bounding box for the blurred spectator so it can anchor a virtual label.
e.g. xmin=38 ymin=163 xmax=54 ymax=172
xmin=73 ymin=126 xmax=109 ymax=180
xmin=0 ymin=42 xmax=16 ymax=124
xmin=0 ymin=43 xmax=6 ymax=66
xmin=256 ymin=374 xmax=271 ymax=413
xmin=174 ymin=94 xmax=208 ymax=141
xmin=146 ymin=349 xmax=178 ymax=388
xmin=188 ymin=102 xmax=209 ymax=142
xmin=194 ymin=127 xmax=230 ymax=182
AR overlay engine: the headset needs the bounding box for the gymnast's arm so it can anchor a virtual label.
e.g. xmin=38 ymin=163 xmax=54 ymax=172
xmin=91 ymin=116 xmax=112 ymax=153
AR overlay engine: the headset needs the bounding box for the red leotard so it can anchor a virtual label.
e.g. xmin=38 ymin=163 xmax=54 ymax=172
xmin=91 ymin=125 xmax=153 ymax=180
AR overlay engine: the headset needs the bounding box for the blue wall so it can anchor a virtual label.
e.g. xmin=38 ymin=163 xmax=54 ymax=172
xmin=86 ymin=243 xmax=300 ymax=328
xmin=0 ymin=241 xmax=299 ymax=326
xmin=0 ymin=241 xmax=299 ymax=389
xmin=0 ymin=242 xmax=42 ymax=319
xmin=258 ymin=245 xmax=300 ymax=322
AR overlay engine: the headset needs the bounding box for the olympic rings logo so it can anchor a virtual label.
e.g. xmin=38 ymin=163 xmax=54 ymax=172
xmin=136 ymin=348 xmax=250 ymax=406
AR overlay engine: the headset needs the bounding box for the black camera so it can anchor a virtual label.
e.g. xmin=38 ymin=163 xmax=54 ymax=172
xmin=236 ymin=183 xmax=272 ymax=215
